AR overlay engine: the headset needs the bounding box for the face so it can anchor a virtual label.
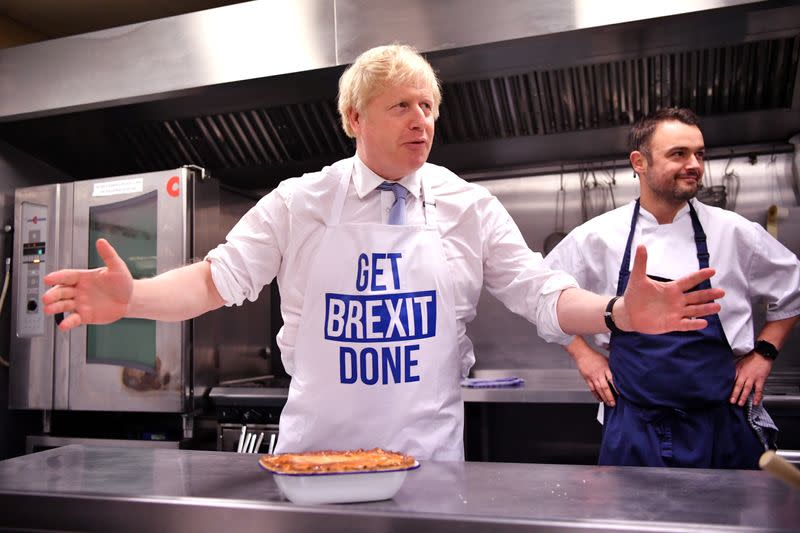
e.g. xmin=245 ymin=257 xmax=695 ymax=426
xmin=348 ymin=82 xmax=435 ymax=180
xmin=631 ymin=120 xmax=705 ymax=207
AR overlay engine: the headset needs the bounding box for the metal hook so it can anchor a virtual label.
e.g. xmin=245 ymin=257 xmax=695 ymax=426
xmin=723 ymin=149 xmax=736 ymax=176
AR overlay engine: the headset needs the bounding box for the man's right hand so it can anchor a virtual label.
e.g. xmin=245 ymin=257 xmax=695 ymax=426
xmin=42 ymin=238 xmax=133 ymax=331
xmin=566 ymin=336 xmax=617 ymax=406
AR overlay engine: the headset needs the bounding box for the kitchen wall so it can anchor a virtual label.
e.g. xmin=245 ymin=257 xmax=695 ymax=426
xmin=467 ymin=149 xmax=800 ymax=378
xmin=0 ymin=140 xmax=67 ymax=458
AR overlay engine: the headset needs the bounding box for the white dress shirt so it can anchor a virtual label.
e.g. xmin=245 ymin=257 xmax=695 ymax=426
xmin=207 ymin=155 xmax=578 ymax=376
xmin=545 ymin=199 xmax=800 ymax=355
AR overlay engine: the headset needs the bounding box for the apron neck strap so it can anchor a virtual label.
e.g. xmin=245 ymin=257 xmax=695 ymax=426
xmin=616 ymin=200 xmax=642 ymax=295
xmin=687 ymin=201 xmax=710 ymax=270
xmin=420 ymin=173 xmax=437 ymax=228
xmin=328 ymin=159 xmax=354 ymax=226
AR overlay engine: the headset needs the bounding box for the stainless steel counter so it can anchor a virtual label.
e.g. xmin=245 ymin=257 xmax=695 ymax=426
xmin=0 ymin=445 xmax=797 ymax=532
xmin=208 ymin=368 xmax=800 ymax=406
xmin=209 ymin=369 xmax=598 ymax=406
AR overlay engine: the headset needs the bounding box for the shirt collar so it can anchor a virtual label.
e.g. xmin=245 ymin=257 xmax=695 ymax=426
xmin=637 ymin=200 xmax=692 ymax=224
xmin=352 ymin=155 xmax=422 ymax=200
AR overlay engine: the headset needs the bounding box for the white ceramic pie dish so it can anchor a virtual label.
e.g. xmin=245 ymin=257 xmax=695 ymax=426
xmin=260 ymin=460 xmax=420 ymax=504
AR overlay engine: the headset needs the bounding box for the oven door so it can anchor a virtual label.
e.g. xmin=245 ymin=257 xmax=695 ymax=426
xmin=67 ymin=169 xmax=191 ymax=412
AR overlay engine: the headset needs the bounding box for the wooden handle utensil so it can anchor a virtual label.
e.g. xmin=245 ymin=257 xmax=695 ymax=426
xmin=759 ymin=450 xmax=800 ymax=490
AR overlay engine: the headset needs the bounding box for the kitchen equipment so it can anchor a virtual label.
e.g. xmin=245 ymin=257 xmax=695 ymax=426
xmin=9 ymin=167 xmax=271 ymax=420
xmin=543 ymin=169 xmax=567 ymax=255
xmin=236 ymin=426 xmax=270 ymax=454
xmin=759 ymin=450 xmax=800 ymax=489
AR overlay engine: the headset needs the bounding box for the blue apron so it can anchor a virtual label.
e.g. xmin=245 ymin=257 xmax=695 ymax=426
xmin=600 ymin=200 xmax=765 ymax=469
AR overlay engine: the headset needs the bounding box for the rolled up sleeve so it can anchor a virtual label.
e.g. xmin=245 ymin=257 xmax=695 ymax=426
xmin=205 ymin=187 xmax=289 ymax=306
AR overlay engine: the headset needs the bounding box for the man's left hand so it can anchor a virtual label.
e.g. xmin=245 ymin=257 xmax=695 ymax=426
xmin=730 ymin=352 xmax=773 ymax=406
xmin=620 ymin=245 xmax=725 ymax=334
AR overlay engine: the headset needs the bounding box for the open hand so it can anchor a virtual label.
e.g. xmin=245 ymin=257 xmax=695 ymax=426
xmin=42 ymin=239 xmax=133 ymax=331
xmin=621 ymin=245 xmax=724 ymax=334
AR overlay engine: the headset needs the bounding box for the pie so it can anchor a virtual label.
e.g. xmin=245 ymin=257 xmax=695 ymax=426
xmin=259 ymin=448 xmax=416 ymax=474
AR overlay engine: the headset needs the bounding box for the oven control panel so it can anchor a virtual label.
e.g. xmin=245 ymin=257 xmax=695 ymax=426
xmin=17 ymin=202 xmax=48 ymax=337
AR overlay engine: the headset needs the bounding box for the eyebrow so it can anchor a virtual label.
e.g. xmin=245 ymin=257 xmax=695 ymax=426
xmin=665 ymin=145 xmax=705 ymax=152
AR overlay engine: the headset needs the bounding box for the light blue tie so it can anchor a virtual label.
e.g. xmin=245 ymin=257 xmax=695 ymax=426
xmin=377 ymin=182 xmax=409 ymax=225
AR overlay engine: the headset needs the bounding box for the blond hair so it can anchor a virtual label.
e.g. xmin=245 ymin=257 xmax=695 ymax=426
xmin=337 ymin=44 xmax=442 ymax=138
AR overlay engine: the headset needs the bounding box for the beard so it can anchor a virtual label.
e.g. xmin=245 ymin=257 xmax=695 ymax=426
xmin=647 ymin=172 xmax=701 ymax=204
xmin=672 ymin=181 xmax=699 ymax=201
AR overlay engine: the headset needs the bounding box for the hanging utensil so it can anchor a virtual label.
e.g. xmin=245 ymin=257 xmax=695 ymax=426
xmin=544 ymin=168 xmax=568 ymax=255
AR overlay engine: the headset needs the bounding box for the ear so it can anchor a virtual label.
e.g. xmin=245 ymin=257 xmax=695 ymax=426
xmin=347 ymin=108 xmax=361 ymax=136
xmin=630 ymin=151 xmax=647 ymax=178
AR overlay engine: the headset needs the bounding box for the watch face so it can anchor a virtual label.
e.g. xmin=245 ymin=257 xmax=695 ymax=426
xmin=755 ymin=340 xmax=778 ymax=359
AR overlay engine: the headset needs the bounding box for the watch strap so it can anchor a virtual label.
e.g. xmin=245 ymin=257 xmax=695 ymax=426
xmin=754 ymin=339 xmax=779 ymax=360
xmin=604 ymin=296 xmax=624 ymax=335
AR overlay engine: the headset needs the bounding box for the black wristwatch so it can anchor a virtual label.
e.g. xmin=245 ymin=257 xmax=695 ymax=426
xmin=604 ymin=296 xmax=624 ymax=335
xmin=754 ymin=339 xmax=779 ymax=360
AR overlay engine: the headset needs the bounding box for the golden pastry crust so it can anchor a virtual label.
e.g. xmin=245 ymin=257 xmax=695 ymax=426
xmin=259 ymin=448 xmax=416 ymax=474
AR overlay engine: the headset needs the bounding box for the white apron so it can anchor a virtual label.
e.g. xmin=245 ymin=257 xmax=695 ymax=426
xmin=275 ymin=158 xmax=463 ymax=460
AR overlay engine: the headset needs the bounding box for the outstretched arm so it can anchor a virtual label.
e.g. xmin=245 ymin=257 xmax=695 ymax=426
xmin=556 ymin=245 xmax=724 ymax=335
xmin=42 ymin=238 xmax=225 ymax=331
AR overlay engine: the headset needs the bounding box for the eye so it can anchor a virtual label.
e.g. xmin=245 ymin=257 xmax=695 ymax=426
xmin=695 ymin=151 xmax=705 ymax=160
xmin=421 ymin=102 xmax=432 ymax=110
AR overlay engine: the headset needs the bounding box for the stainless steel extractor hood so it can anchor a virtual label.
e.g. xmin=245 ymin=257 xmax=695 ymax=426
xmin=0 ymin=0 xmax=798 ymax=188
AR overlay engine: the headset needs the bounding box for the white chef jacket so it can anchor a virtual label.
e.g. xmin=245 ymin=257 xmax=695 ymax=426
xmin=207 ymin=155 xmax=578 ymax=376
xmin=544 ymin=199 xmax=800 ymax=354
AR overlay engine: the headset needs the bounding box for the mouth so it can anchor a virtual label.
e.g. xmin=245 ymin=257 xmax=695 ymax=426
xmin=402 ymin=140 xmax=429 ymax=153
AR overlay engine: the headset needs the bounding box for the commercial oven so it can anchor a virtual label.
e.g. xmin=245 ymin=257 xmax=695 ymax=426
xmin=9 ymin=166 xmax=271 ymax=419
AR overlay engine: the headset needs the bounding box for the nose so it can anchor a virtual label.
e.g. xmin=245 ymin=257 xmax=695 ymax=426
xmin=686 ymin=153 xmax=702 ymax=174
xmin=408 ymin=104 xmax=427 ymax=130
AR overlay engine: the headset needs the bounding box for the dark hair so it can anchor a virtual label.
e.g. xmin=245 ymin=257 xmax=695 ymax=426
xmin=628 ymin=108 xmax=700 ymax=159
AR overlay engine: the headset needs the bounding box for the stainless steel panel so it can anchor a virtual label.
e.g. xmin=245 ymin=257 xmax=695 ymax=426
xmin=9 ymin=183 xmax=72 ymax=410
xmin=210 ymin=187 xmax=272 ymax=386
xmin=0 ymin=0 xmax=336 ymax=120
xmin=778 ymin=449 xmax=800 ymax=465
xmin=68 ymin=169 xmax=191 ymax=412
xmin=0 ymin=445 xmax=797 ymax=532
xmin=25 ymin=435 xmax=179 ymax=455
xmin=335 ymin=0 xmax=763 ymax=64
xmin=53 ymin=184 xmax=74 ymax=410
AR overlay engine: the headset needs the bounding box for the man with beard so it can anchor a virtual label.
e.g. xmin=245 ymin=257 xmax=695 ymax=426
xmin=545 ymin=107 xmax=800 ymax=469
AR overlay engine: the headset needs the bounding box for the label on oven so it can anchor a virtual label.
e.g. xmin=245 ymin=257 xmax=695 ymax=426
xmin=92 ymin=178 xmax=144 ymax=197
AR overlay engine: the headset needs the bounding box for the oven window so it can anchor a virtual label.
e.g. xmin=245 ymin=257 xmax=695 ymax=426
xmin=87 ymin=191 xmax=157 ymax=371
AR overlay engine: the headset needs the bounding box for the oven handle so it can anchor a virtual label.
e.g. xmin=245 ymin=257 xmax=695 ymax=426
xmin=776 ymin=450 xmax=800 ymax=466
xmin=763 ymin=395 xmax=800 ymax=408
